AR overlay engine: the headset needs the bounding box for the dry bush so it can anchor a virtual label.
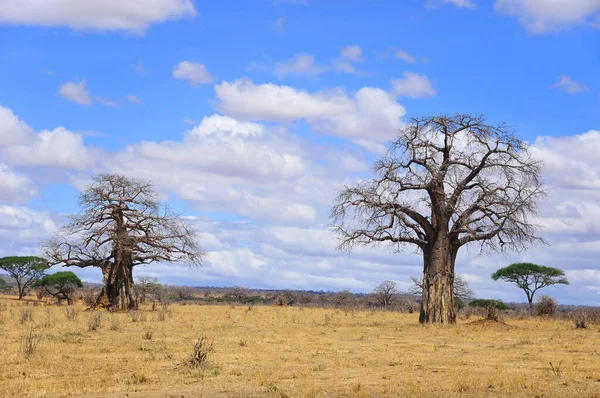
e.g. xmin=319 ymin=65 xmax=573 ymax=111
xmin=64 ymin=307 xmax=77 ymax=321
xmin=87 ymin=312 xmax=102 ymax=331
xmin=485 ymin=306 xmax=499 ymax=321
xmin=20 ymin=327 xmax=40 ymax=359
xmin=129 ymin=310 xmax=147 ymax=322
xmin=184 ymin=334 xmax=214 ymax=369
xmin=80 ymin=289 xmax=97 ymax=307
xmin=573 ymin=312 xmax=588 ymax=329
xmin=536 ymin=295 xmax=557 ymax=317
xmin=19 ymin=306 xmax=34 ymax=324
xmin=109 ymin=315 xmax=120 ymax=331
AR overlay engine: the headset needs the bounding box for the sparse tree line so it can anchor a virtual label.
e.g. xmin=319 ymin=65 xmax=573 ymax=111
xmin=0 ymin=113 xmax=576 ymax=323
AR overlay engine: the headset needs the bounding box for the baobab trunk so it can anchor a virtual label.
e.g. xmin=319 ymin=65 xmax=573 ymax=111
xmin=419 ymin=237 xmax=457 ymax=324
xmin=96 ymin=259 xmax=137 ymax=310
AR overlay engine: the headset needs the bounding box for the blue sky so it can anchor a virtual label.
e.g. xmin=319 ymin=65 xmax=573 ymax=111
xmin=0 ymin=0 xmax=599 ymax=305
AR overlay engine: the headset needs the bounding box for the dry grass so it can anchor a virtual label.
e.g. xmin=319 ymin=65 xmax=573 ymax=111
xmin=1 ymin=295 xmax=600 ymax=397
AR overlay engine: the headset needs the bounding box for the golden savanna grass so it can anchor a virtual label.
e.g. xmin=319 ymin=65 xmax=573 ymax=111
xmin=1 ymin=296 xmax=600 ymax=397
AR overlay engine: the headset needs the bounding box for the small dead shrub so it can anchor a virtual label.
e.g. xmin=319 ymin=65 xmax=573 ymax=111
xmin=64 ymin=307 xmax=77 ymax=321
xmin=87 ymin=312 xmax=102 ymax=331
xmin=20 ymin=327 xmax=40 ymax=359
xmin=574 ymin=312 xmax=588 ymax=329
xmin=80 ymin=289 xmax=97 ymax=307
xmin=536 ymin=295 xmax=557 ymax=317
xmin=485 ymin=306 xmax=499 ymax=321
xmin=109 ymin=315 xmax=120 ymax=331
xmin=129 ymin=310 xmax=147 ymax=323
xmin=184 ymin=334 xmax=214 ymax=369
xmin=19 ymin=306 xmax=34 ymax=324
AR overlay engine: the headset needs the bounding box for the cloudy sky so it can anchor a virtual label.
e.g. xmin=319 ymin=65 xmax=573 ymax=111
xmin=0 ymin=0 xmax=599 ymax=305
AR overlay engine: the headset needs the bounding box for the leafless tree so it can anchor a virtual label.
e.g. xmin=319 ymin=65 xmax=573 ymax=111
xmin=331 ymin=114 xmax=544 ymax=323
xmin=409 ymin=275 xmax=474 ymax=301
xmin=373 ymin=280 xmax=398 ymax=309
xmin=135 ymin=276 xmax=162 ymax=304
xmin=229 ymin=286 xmax=247 ymax=303
xmin=45 ymin=174 xmax=206 ymax=310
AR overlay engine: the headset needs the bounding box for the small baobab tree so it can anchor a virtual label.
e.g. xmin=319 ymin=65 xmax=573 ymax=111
xmin=373 ymin=280 xmax=398 ymax=309
xmin=45 ymin=174 xmax=206 ymax=310
xmin=331 ymin=114 xmax=544 ymax=323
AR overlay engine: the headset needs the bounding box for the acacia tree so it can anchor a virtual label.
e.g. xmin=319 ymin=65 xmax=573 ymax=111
xmin=33 ymin=271 xmax=83 ymax=305
xmin=491 ymin=263 xmax=568 ymax=308
xmin=373 ymin=280 xmax=398 ymax=309
xmin=45 ymin=174 xmax=206 ymax=310
xmin=331 ymin=114 xmax=544 ymax=323
xmin=0 ymin=256 xmax=49 ymax=299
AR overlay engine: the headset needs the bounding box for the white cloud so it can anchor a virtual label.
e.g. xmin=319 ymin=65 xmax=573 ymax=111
xmin=333 ymin=45 xmax=365 ymax=75
xmin=214 ymin=79 xmax=406 ymax=147
xmin=0 ymin=106 xmax=35 ymax=147
xmin=173 ymin=61 xmax=214 ymax=86
xmin=3 ymin=127 xmax=92 ymax=170
xmin=275 ymin=54 xmax=329 ymax=77
xmin=495 ymin=0 xmax=600 ymax=33
xmin=0 ymin=165 xmax=38 ymax=204
xmin=391 ymin=72 xmax=437 ymax=98
xmin=551 ymin=74 xmax=588 ymax=94
xmin=395 ymin=50 xmax=418 ymax=64
xmin=126 ymin=94 xmax=143 ymax=105
xmin=427 ymin=0 xmax=475 ymax=8
xmin=215 ymin=79 xmax=354 ymax=121
xmin=271 ymin=16 xmax=287 ymax=33
xmin=0 ymin=205 xmax=57 ymax=257
xmin=57 ymin=80 xmax=92 ymax=106
xmin=341 ymin=45 xmax=363 ymax=63
xmin=0 ymin=0 xmax=197 ymax=34
xmin=94 ymin=96 xmax=120 ymax=107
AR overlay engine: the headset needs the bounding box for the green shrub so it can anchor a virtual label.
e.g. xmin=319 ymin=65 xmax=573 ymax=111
xmin=469 ymin=299 xmax=509 ymax=311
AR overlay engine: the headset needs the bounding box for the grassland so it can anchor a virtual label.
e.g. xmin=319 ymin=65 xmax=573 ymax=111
xmin=1 ymin=296 xmax=599 ymax=397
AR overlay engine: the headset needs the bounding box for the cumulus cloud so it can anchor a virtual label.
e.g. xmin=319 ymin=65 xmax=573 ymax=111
xmin=57 ymin=80 xmax=92 ymax=106
xmin=0 ymin=0 xmax=197 ymax=34
xmin=551 ymin=74 xmax=588 ymax=94
xmin=391 ymin=72 xmax=437 ymax=98
xmin=0 ymin=205 xmax=57 ymax=257
xmin=214 ymin=79 xmax=406 ymax=148
xmin=495 ymin=0 xmax=600 ymax=33
xmin=100 ymin=114 xmax=353 ymax=226
xmin=3 ymin=127 xmax=93 ymax=169
xmin=173 ymin=61 xmax=214 ymax=86
xmin=275 ymin=54 xmax=329 ymax=77
xmin=0 ymin=165 xmax=38 ymax=204
xmin=0 ymin=106 xmax=35 ymax=146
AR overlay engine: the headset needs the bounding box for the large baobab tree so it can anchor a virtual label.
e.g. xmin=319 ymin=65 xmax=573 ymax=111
xmin=331 ymin=114 xmax=544 ymax=323
xmin=45 ymin=174 xmax=205 ymax=310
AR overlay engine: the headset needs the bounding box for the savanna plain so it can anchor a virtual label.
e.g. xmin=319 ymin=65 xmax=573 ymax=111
xmin=1 ymin=296 xmax=599 ymax=398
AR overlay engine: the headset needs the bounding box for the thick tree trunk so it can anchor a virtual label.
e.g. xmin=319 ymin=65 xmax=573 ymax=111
xmin=96 ymin=259 xmax=137 ymax=310
xmin=420 ymin=271 xmax=455 ymax=323
xmin=419 ymin=235 xmax=457 ymax=324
